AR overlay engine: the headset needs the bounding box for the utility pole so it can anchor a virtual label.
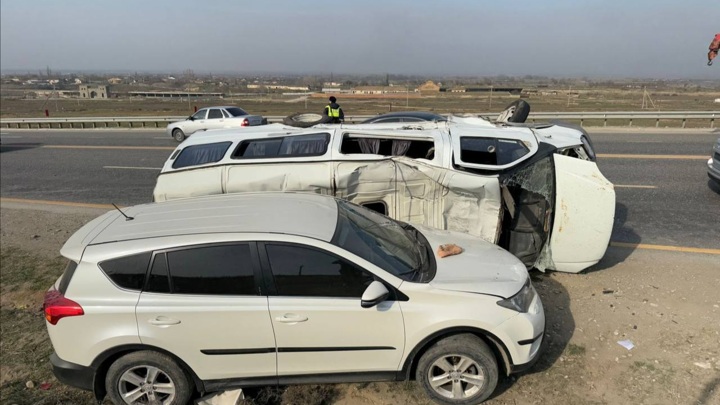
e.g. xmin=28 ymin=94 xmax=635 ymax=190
xmin=489 ymin=85 xmax=493 ymax=109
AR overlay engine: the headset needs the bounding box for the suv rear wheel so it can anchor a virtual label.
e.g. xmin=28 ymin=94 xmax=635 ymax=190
xmin=105 ymin=350 xmax=192 ymax=405
xmin=416 ymin=334 xmax=499 ymax=405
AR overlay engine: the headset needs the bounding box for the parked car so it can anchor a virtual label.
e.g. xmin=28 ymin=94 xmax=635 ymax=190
xmin=708 ymin=137 xmax=720 ymax=186
xmin=166 ymin=106 xmax=265 ymax=142
xmin=45 ymin=192 xmax=544 ymax=405
xmin=153 ymin=115 xmax=615 ymax=274
xmin=361 ymin=111 xmax=448 ymax=124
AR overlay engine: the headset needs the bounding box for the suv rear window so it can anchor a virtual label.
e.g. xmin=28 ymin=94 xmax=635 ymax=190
xmin=232 ymin=133 xmax=330 ymax=159
xmin=99 ymin=252 xmax=152 ymax=291
xmin=58 ymin=261 xmax=78 ymax=294
xmin=172 ymin=141 xmax=232 ymax=169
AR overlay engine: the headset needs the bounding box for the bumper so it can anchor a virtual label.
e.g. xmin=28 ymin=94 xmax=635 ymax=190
xmin=50 ymin=352 xmax=95 ymax=392
xmin=510 ymin=330 xmax=545 ymax=374
xmin=708 ymin=157 xmax=720 ymax=183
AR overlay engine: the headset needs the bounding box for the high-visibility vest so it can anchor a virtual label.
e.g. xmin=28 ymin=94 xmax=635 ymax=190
xmin=326 ymin=105 xmax=341 ymax=118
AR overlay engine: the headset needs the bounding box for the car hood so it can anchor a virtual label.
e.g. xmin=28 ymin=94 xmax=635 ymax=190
xmin=413 ymin=224 xmax=528 ymax=298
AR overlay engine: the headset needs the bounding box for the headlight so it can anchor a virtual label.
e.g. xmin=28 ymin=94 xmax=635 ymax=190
xmin=580 ymin=135 xmax=596 ymax=161
xmin=497 ymin=278 xmax=536 ymax=313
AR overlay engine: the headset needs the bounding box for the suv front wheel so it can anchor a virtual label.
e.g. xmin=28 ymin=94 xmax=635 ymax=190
xmin=416 ymin=334 xmax=499 ymax=405
xmin=105 ymin=350 xmax=193 ymax=405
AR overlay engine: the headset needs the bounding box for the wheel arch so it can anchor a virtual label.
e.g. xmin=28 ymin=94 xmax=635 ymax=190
xmin=90 ymin=344 xmax=205 ymax=401
xmin=400 ymin=327 xmax=513 ymax=381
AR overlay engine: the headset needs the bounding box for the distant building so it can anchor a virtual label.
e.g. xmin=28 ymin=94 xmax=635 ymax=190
xmin=351 ymin=86 xmax=411 ymax=95
xmin=107 ymin=77 xmax=123 ymax=84
xmin=417 ymin=81 xmax=441 ymax=92
xmin=79 ymin=85 xmax=109 ymax=99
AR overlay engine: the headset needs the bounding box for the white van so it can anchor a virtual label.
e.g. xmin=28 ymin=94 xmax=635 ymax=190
xmin=153 ymin=117 xmax=615 ymax=273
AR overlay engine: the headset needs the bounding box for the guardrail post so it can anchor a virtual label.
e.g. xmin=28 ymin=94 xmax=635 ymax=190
xmin=656 ymin=119 xmax=659 ymax=127
xmin=682 ymin=118 xmax=686 ymax=128
xmin=603 ymin=114 xmax=607 ymax=127
xmin=711 ymin=115 xmax=715 ymax=129
xmin=629 ymin=118 xmax=633 ymax=127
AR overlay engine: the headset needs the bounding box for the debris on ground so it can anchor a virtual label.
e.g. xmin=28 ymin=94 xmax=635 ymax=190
xmin=617 ymin=340 xmax=635 ymax=350
xmin=437 ymin=244 xmax=463 ymax=258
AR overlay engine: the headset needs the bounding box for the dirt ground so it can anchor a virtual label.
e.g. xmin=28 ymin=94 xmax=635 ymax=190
xmin=1 ymin=203 xmax=718 ymax=405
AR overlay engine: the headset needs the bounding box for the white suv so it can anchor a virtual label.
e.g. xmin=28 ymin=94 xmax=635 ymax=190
xmin=44 ymin=193 xmax=544 ymax=405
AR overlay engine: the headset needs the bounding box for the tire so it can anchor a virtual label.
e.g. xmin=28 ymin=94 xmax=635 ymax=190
xmin=172 ymin=128 xmax=186 ymax=143
xmin=497 ymin=100 xmax=530 ymax=123
xmin=282 ymin=112 xmax=332 ymax=128
xmin=416 ymin=334 xmax=499 ymax=405
xmin=105 ymin=350 xmax=193 ymax=405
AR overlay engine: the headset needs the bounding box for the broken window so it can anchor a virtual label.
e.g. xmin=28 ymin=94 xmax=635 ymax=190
xmin=459 ymin=137 xmax=530 ymax=166
xmin=340 ymin=134 xmax=435 ymax=159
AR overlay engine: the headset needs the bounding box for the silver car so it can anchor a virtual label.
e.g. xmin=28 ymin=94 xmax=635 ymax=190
xmin=167 ymin=106 xmax=265 ymax=142
xmin=708 ymin=137 xmax=720 ymax=186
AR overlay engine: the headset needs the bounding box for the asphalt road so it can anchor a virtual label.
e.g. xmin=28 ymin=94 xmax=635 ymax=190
xmin=1 ymin=128 xmax=719 ymax=251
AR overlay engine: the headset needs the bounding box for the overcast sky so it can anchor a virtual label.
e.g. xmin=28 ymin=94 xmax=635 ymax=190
xmin=1 ymin=0 xmax=717 ymax=79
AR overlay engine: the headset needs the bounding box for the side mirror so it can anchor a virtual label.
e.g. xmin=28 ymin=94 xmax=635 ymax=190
xmin=361 ymin=281 xmax=390 ymax=308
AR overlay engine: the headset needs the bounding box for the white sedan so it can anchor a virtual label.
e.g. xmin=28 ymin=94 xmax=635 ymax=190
xmin=166 ymin=106 xmax=265 ymax=142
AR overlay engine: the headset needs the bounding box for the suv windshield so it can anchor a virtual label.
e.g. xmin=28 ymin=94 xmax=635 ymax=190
xmin=331 ymin=200 xmax=432 ymax=282
xmin=226 ymin=107 xmax=249 ymax=117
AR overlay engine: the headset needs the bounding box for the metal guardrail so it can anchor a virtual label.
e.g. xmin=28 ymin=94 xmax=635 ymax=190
xmin=1 ymin=111 xmax=717 ymax=129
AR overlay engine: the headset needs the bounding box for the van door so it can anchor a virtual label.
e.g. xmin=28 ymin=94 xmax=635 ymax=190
xmin=545 ymin=154 xmax=615 ymax=273
xmin=224 ymin=133 xmax=334 ymax=195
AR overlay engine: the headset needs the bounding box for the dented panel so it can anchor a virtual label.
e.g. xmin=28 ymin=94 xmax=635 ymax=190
xmin=335 ymin=158 xmax=502 ymax=244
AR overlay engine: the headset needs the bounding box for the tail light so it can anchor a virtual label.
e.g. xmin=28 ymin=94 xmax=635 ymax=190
xmin=241 ymin=118 xmax=249 ymax=126
xmin=43 ymin=290 xmax=84 ymax=325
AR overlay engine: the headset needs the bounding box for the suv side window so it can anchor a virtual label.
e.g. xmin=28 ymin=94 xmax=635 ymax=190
xmin=265 ymin=244 xmax=374 ymax=298
xmin=172 ymin=141 xmax=232 ymax=169
xmin=99 ymin=252 xmax=152 ymax=291
xmin=166 ymin=244 xmax=256 ymax=295
xmin=207 ymin=109 xmax=223 ymax=119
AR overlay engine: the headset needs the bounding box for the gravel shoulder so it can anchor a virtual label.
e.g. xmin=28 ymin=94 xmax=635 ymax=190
xmin=1 ymin=203 xmax=718 ymax=405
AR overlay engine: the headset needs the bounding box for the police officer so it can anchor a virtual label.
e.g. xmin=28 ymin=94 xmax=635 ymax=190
xmin=323 ymin=96 xmax=344 ymax=123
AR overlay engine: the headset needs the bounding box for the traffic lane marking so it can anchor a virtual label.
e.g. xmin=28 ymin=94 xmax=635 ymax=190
xmin=0 ymin=197 xmax=121 ymax=209
xmin=598 ymin=154 xmax=707 ymax=160
xmin=104 ymin=166 xmax=162 ymax=170
xmin=610 ymin=242 xmax=720 ymax=255
xmin=42 ymin=145 xmax=174 ymax=151
xmin=3 ymin=198 xmax=718 ymax=256
xmin=614 ymin=185 xmax=657 ymax=189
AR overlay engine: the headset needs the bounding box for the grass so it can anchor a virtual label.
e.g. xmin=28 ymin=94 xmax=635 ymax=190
xmin=2 ymin=88 xmax=719 ymax=124
xmin=0 ymin=247 xmax=97 ymax=405
xmin=566 ymin=343 xmax=587 ymax=357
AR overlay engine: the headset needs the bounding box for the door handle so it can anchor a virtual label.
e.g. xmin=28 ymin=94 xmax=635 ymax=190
xmin=148 ymin=316 xmax=181 ymax=326
xmin=275 ymin=314 xmax=308 ymax=323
